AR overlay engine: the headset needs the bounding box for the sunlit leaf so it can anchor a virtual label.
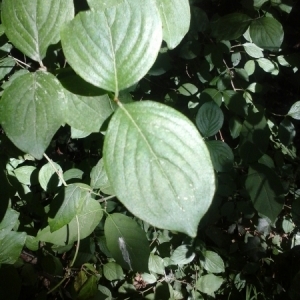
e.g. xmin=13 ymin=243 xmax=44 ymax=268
xmin=38 ymin=162 xmax=62 ymax=192
xmin=196 ymin=274 xmax=224 ymax=295
xmin=200 ymin=250 xmax=225 ymax=273
xmin=49 ymin=184 xmax=92 ymax=232
xmin=0 ymin=71 xmax=66 ymax=159
xmin=2 ymin=0 xmax=74 ymax=63
xmin=0 ymin=231 xmax=27 ymax=264
xmin=170 ymin=245 xmax=195 ymax=265
xmin=103 ymin=262 xmax=124 ymax=281
xmin=155 ymin=0 xmax=190 ymax=49
xmin=104 ymin=101 xmax=215 ymax=237
xmin=37 ymin=198 xmax=103 ymax=245
xmin=61 ymin=1 xmax=162 ymax=93
xmin=287 ymin=101 xmax=300 ymax=120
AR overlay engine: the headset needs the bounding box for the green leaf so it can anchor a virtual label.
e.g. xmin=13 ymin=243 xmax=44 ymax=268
xmin=0 ymin=71 xmax=66 ymax=159
xmin=90 ymin=159 xmax=114 ymax=195
xmin=37 ymin=198 xmax=103 ymax=245
xmin=256 ymin=58 xmax=278 ymax=74
xmin=104 ymin=101 xmax=215 ymax=237
xmin=196 ymin=274 xmax=224 ymax=295
xmin=14 ymin=166 xmax=36 ymax=185
xmin=63 ymin=168 xmax=84 ymax=183
xmin=0 ymin=57 xmax=15 ymax=80
xmin=239 ymin=110 xmax=270 ymax=163
xmin=249 ymin=17 xmax=284 ymax=51
xmin=1 ymin=0 xmax=74 ymax=63
xmin=229 ymin=116 xmax=243 ymax=139
xmin=0 ymin=208 xmax=19 ymax=240
xmin=77 ymin=275 xmax=98 ymax=300
xmin=245 ymin=163 xmax=285 ymax=222
xmin=200 ymin=250 xmax=225 ymax=274
xmin=211 ymin=13 xmax=251 ymax=41
xmin=149 ymin=254 xmax=165 ymax=275
xmin=0 ymin=231 xmax=27 ymax=264
xmin=63 ymin=90 xmax=115 ymax=133
xmin=196 ymin=102 xmax=224 ymax=137
xmin=61 ymin=1 xmax=162 ymax=93
xmin=170 ymin=245 xmax=195 ymax=265
xmin=49 ymin=184 xmax=92 ymax=232
xmin=155 ymin=0 xmax=190 ymax=49
xmin=103 ymin=262 xmax=124 ymax=281
xmin=206 ymin=141 xmax=234 ymax=172
xmin=244 ymin=60 xmax=255 ymax=76
xmin=104 ymin=213 xmax=150 ymax=272
xmin=178 ymin=83 xmax=198 ymax=96
xmin=278 ymin=118 xmax=295 ymax=146
xmin=200 ymin=88 xmax=223 ymax=106
xmin=243 ymin=43 xmax=264 ymax=58
xmin=87 ymin=0 xmax=121 ymax=10
xmin=38 ymin=162 xmax=62 ymax=191
xmin=287 ymin=101 xmax=300 ymax=120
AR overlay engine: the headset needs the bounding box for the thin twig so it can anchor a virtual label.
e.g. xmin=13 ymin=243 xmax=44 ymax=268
xmin=43 ymin=153 xmax=68 ymax=187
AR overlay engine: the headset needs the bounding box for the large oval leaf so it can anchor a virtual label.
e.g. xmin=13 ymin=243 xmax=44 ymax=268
xmin=61 ymin=1 xmax=162 ymax=93
xmin=249 ymin=17 xmax=284 ymax=51
xmin=1 ymin=0 xmax=74 ymax=63
xmin=104 ymin=213 xmax=150 ymax=272
xmin=155 ymin=0 xmax=190 ymax=49
xmin=104 ymin=101 xmax=215 ymax=237
xmin=0 ymin=71 xmax=66 ymax=159
xmin=245 ymin=163 xmax=285 ymax=222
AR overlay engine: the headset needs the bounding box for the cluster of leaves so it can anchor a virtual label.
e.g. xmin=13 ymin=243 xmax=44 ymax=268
xmin=0 ymin=0 xmax=300 ymax=299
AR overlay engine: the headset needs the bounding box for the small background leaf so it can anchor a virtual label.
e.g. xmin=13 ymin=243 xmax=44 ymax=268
xmin=200 ymin=250 xmax=225 ymax=273
xmin=170 ymin=245 xmax=195 ymax=265
xmin=245 ymin=163 xmax=285 ymax=222
xmin=37 ymin=198 xmax=103 ymax=245
xmin=206 ymin=141 xmax=234 ymax=172
xmin=196 ymin=274 xmax=224 ymax=295
xmin=196 ymin=101 xmax=224 ymax=137
xmin=287 ymin=101 xmax=300 ymax=120
xmin=104 ymin=213 xmax=150 ymax=272
xmin=39 ymin=162 xmax=62 ymax=192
